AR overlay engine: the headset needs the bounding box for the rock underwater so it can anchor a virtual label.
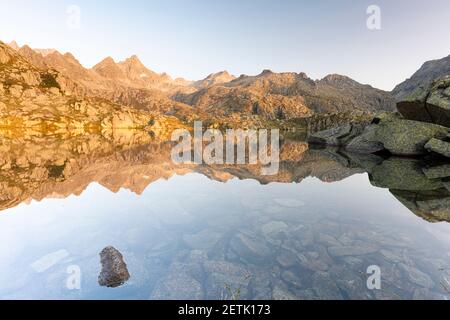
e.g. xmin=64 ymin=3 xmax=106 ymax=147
xmin=98 ymin=246 xmax=131 ymax=288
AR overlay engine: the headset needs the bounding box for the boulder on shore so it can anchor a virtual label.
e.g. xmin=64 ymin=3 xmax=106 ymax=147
xmin=373 ymin=116 xmax=449 ymax=156
xmin=309 ymin=113 xmax=449 ymax=157
xmin=397 ymin=77 xmax=450 ymax=128
xmin=425 ymin=138 xmax=450 ymax=158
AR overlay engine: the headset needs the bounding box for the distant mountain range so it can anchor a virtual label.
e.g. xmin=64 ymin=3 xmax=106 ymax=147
xmin=1 ymin=39 xmax=450 ymax=124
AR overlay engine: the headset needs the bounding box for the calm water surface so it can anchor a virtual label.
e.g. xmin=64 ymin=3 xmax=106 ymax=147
xmin=0 ymin=134 xmax=449 ymax=300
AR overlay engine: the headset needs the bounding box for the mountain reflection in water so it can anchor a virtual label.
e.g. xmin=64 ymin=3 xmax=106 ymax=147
xmin=0 ymin=131 xmax=449 ymax=300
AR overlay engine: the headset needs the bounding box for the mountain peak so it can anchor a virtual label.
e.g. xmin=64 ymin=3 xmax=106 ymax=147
xmin=94 ymin=56 xmax=116 ymax=67
xmin=93 ymin=56 xmax=125 ymax=79
xmin=205 ymin=70 xmax=233 ymax=80
xmin=8 ymin=40 xmax=20 ymax=50
xmin=63 ymin=52 xmax=81 ymax=65
xmin=298 ymin=72 xmax=309 ymax=79
xmin=124 ymin=54 xmax=144 ymax=66
xmin=17 ymin=45 xmax=47 ymax=68
xmin=195 ymin=70 xmax=236 ymax=88
xmin=19 ymin=44 xmax=34 ymax=53
xmin=260 ymin=69 xmax=274 ymax=76
xmin=217 ymin=70 xmax=231 ymax=76
xmin=322 ymin=74 xmax=351 ymax=81
xmin=34 ymin=48 xmax=57 ymax=57
xmin=320 ymin=74 xmax=361 ymax=87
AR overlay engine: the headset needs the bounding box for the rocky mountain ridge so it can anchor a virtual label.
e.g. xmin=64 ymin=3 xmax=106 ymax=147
xmin=0 ymin=41 xmax=186 ymax=133
xmin=6 ymin=40 xmax=398 ymax=121
xmin=392 ymin=54 xmax=450 ymax=101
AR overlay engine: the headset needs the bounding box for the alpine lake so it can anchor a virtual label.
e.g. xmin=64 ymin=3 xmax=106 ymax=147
xmin=0 ymin=129 xmax=449 ymax=300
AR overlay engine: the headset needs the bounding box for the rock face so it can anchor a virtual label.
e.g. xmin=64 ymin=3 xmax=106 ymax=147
xmin=98 ymin=246 xmax=130 ymax=288
xmin=425 ymin=138 xmax=450 ymax=157
xmin=373 ymin=115 xmax=449 ymax=156
xmin=392 ymin=54 xmax=450 ymax=101
xmin=397 ymin=77 xmax=450 ymax=128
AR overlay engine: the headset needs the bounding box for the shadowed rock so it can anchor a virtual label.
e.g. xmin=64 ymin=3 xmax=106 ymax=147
xmin=308 ymin=123 xmax=384 ymax=154
xmin=422 ymin=164 xmax=450 ymax=179
xmin=425 ymin=138 xmax=450 ymax=158
xmin=373 ymin=117 xmax=448 ymax=156
xmin=98 ymin=246 xmax=130 ymax=288
xmin=397 ymin=77 xmax=450 ymax=128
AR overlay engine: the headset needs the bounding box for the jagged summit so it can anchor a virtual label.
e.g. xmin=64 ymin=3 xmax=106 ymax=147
xmin=18 ymin=44 xmax=39 ymax=58
xmin=260 ymin=69 xmax=274 ymax=76
xmin=321 ymin=74 xmax=352 ymax=81
xmin=319 ymin=74 xmax=363 ymax=87
xmin=120 ymin=54 xmax=146 ymax=69
xmin=94 ymin=56 xmax=116 ymax=67
xmin=34 ymin=48 xmax=57 ymax=57
xmin=2 ymin=38 xmax=400 ymax=121
xmin=93 ymin=56 xmax=125 ymax=79
xmin=298 ymin=72 xmax=309 ymax=79
xmin=194 ymin=70 xmax=236 ymax=88
xmin=205 ymin=70 xmax=232 ymax=79
xmin=8 ymin=40 xmax=20 ymax=50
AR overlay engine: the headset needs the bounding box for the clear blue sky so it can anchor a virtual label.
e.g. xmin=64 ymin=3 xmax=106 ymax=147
xmin=1 ymin=0 xmax=449 ymax=90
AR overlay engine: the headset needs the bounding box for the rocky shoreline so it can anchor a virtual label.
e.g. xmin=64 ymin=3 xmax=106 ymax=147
xmin=309 ymin=77 xmax=450 ymax=159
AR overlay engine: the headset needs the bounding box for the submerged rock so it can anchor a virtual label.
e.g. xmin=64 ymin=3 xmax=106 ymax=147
xmin=398 ymin=263 xmax=434 ymax=289
xmin=150 ymin=262 xmax=204 ymax=300
xmin=327 ymin=244 xmax=378 ymax=257
xmin=229 ymin=233 xmax=272 ymax=264
xmin=98 ymin=246 xmax=130 ymax=288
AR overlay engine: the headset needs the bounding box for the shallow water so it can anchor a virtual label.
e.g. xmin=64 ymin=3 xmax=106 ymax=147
xmin=0 ymin=134 xmax=449 ymax=300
